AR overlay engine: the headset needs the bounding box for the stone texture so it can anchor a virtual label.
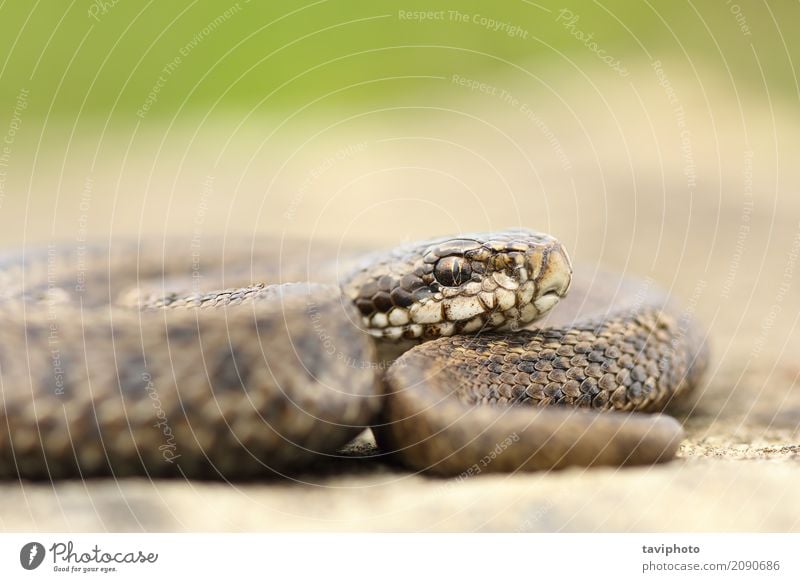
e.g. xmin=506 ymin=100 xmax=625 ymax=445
xmin=1 ymin=61 xmax=798 ymax=531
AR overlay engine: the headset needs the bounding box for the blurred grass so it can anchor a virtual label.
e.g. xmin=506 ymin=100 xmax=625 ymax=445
xmin=0 ymin=0 xmax=797 ymax=123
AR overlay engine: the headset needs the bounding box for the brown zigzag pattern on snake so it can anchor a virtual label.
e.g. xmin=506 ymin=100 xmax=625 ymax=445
xmin=0 ymin=230 xmax=707 ymax=479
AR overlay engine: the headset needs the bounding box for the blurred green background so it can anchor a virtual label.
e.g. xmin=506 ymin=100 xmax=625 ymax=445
xmin=1 ymin=1 xmax=796 ymax=122
xmin=3 ymin=2 xmax=800 ymax=534
xmin=0 ymin=0 xmax=797 ymax=253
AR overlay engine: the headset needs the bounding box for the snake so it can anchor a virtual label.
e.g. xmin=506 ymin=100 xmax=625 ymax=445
xmin=0 ymin=229 xmax=707 ymax=479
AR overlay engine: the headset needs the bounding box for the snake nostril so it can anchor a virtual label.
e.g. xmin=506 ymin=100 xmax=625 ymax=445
xmin=538 ymin=266 xmax=571 ymax=297
xmin=537 ymin=245 xmax=572 ymax=298
xmin=534 ymin=255 xmax=572 ymax=314
xmin=540 ymin=279 xmax=569 ymax=298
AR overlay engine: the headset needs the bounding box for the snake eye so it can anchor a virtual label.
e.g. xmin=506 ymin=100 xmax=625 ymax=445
xmin=433 ymin=256 xmax=472 ymax=287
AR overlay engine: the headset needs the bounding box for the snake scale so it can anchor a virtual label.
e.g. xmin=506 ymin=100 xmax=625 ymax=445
xmin=0 ymin=229 xmax=707 ymax=479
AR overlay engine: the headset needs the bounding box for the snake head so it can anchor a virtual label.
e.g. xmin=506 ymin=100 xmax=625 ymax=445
xmin=343 ymin=228 xmax=572 ymax=341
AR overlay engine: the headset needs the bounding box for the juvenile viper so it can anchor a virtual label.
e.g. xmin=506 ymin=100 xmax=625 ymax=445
xmin=0 ymin=229 xmax=707 ymax=479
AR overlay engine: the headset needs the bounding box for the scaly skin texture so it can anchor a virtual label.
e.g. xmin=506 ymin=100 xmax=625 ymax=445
xmin=0 ymin=242 xmax=379 ymax=479
xmin=0 ymin=288 xmax=380 ymax=479
xmin=375 ymin=306 xmax=707 ymax=475
xmin=0 ymin=230 xmax=708 ymax=478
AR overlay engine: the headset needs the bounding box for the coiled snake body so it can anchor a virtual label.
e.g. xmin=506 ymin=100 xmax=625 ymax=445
xmin=0 ymin=229 xmax=707 ymax=479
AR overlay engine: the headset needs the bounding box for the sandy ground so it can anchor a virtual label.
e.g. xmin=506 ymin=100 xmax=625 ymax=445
xmin=1 ymin=59 xmax=799 ymax=531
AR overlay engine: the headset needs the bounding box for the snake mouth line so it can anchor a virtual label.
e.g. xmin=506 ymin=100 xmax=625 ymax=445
xmin=534 ymin=289 xmax=564 ymax=313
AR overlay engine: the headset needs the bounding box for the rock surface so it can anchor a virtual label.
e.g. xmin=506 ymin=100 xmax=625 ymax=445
xmin=1 ymin=61 xmax=798 ymax=531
